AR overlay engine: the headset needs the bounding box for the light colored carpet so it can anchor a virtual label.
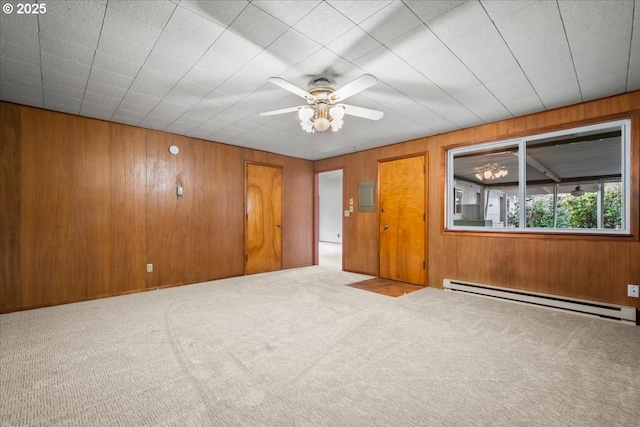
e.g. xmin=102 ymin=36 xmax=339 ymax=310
xmin=1 ymin=266 xmax=639 ymax=426
xmin=319 ymin=241 xmax=342 ymax=270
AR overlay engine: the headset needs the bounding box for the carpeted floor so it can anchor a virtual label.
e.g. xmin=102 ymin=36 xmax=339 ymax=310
xmin=1 ymin=266 xmax=639 ymax=426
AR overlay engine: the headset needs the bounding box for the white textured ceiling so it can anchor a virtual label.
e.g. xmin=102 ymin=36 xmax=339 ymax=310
xmin=1 ymin=0 xmax=638 ymax=160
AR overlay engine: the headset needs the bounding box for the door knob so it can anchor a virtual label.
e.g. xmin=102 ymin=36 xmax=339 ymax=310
xmin=276 ymin=223 xmax=282 ymax=227
xmin=383 ymin=224 xmax=389 ymax=230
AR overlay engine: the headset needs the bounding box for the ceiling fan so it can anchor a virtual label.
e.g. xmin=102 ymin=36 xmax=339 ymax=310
xmin=260 ymin=74 xmax=384 ymax=133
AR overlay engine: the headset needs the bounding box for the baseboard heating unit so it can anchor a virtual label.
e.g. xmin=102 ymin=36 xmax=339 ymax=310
xmin=443 ymin=279 xmax=637 ymax=324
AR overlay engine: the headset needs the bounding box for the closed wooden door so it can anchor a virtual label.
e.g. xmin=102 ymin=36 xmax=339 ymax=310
xmin=379 ymin=155 xmax=427 ymax=285
xmin=245 ymin=164 xmax=282 ymax=274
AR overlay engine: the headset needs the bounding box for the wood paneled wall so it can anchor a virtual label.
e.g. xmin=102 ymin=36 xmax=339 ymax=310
xmin=0 ymin=102 xmax=313 ymax=313
xmin=315 ymin=91 xmax=640 ymax=308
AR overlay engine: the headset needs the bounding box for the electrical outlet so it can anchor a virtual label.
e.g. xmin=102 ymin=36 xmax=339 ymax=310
xmin=146 ymin=263 xmax=153 ymax=273
xmin=628 ymin=284 xmax=639 ymax=298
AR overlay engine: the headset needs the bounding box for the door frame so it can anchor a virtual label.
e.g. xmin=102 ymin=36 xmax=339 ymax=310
xmin=244 ymin=161 xmax=284 ymax=275
xmin=314 ymin=167 xmax=344 ymax=267
xmin=377 ymin=153 xmax=428 ymax=285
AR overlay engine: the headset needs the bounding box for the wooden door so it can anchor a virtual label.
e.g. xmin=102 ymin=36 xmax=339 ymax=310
xmin=245 ymin=163 xmax=282 ymax=274
xmin=379 ymin=155 xmax=427 ymax=285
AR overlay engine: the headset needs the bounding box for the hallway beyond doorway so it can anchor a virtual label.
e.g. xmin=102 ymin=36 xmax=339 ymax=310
xmin=319 ymin=242 xmax=342 ymax=270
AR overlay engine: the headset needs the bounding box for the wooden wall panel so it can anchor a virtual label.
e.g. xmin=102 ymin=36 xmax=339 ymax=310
xmin=315 ymin=91 xmax=640 ymax=308
xmin=109 ymin=124 xmax=147 ymax=295
xmin=21 ymin=110 xmax=74 ymax=307
xmin=0 ymin=103 xmax=21 ymax=312
xmin=1 ymin=102 xmax=313 ymax=313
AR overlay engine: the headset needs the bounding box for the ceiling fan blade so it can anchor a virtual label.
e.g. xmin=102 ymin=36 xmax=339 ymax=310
xmin=340 ymin=104 xmax=384 ymax=121
xmin=330 ymin=74 xmax=378 ymax=103
xmin=260 ymin=106 xmax=305 ymax=116
xmin=268 ymin=77 xmax=315 ymax=101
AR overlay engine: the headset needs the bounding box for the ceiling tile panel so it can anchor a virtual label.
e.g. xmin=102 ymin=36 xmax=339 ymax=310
xmin=135 ymin=67 xmax=181 ymax=89
xmin=244 ymin=51 xmax=292 ymax=77
xmin=267 ymin=29 xmax=322 ymax=63
xmin=1 ymin=81 xmax=42 ymax=100
xmin=229 ymin=4 xmax=289 ymax=48
xmin=42 ymin=52 xmax=91 ymax=79
xmin=326 ymin=26 xmax=382 ymax=61
xmin=0 ymin=20 xmax=39 ymax=50
xmin=162 ymin=90 xmax=201 ymax=108
xmin=173 ymin=79 xmax=213 ymax=98
xmin=43 ymin=80 xmax=85 ymax=100
xmin=1 ymin=57 xmax=41 ymax=81
xmin=38 ymin=14 xmax=101 ymax=50
xmin=359 ymin=2 xmax=422 ymax=44
xmin=559 ymin=0 xmax=634 ymax=100
xmin=299 ymin=48 xmax=353 ymax=78
xmin=82 ymin=91 xmax=122 ymax=109
xmin=44 ymin=92 xmax=82 ymax=108
xmin=153 ymin=33 xmax=208 ymax=65
xmin=143 ymin=50 xmax=192 ymax=78
xmin=252 ymin=0 xmax=320 ymax=26
xmin=487 ymin=0 xmax=581 ymax=108
xmin=42 ymin=68 xmax=87 ymax=91
xmin=0 ymin=39 xmax=40 ymax=66
xmin=164 ymin=6 xmax=226 ymax=49
xmin=97 ymin=33 xmax=151 ymax=65
xmin=197 ymin=31 xmax=263 ymax=77
xmin=404 ymin=0 xmax=465 ymax=24
xmin=179 ymin=0 xmax=250 ymax=27
xmin=0 ymin=69 xmax=42 ymax=92
xmin=129 ymin=79 xmax=172 ymax=99
xmin=183 ymin=99 xmax=227 ymax=120
xmin=182 ymin=66 xmax=226 ymax=91
xmin=120 ymin=92 xmax=161 ymax=112
xmin=231 ymin=64 xmax=277 ymax=91
xmin=88 ymin=67 xmax=133 ymax=90
xmin=107 ymin=0 xmax=176 ymax=28
xmin=102 ymin=7 xmax=162 ymax=49
xmin=40 ymin=35 xmax=95 ymax=65
xmin=327 ymin=1 xmax=392 ymax=24
xmin=0 ymin=4 xmax=38 ymax=30
xmin=44 ymin=0 xmax=106 ymax=27
xmin=294 ymin=2 xmax=355 ymax=46
xmin=85 ymin=80 xmax=127 ymax=99
xmin=434 ymin=21 xmax=543 ymax=115
xmin=93 ymin=52 xmax=142 ymax=78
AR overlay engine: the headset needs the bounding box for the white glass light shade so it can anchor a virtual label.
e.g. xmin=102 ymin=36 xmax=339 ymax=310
xmin=298 ymin=107 xmax=313 ymax=121
xmin=313 ymin=117 xmax=330 ymax=132
xmin=330 ymin=119 xmax=343 ymax=131
xmin=331 ymin=105 xmax=345 ymax=120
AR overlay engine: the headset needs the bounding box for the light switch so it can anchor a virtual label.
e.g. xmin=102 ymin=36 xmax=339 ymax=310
xmin=349 ymin=198 xmax=354 ymax=205
xmin=344 ymin=210 xmax=350 ymax=217
xmin=349 ymin=206 xmax=353 ymax=212
xmin=177 ymin=186 xmax=184 ymax=196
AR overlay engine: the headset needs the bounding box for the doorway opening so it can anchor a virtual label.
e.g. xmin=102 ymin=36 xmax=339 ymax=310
xmin=318 ymin=170 xmax=343 ymax=269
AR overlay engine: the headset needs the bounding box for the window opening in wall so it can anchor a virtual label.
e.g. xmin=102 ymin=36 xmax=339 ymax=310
xmin=447 ymin=120 xmax=630 ymax=234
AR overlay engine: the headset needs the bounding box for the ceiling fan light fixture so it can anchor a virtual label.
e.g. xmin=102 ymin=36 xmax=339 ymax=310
xmin=261 ymin=74 xmax=383 ymax=134
xmin=474 ymin=163 xmax=509 ymax=181
xmin=571 ymin=185 xmax=585 ymax=196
